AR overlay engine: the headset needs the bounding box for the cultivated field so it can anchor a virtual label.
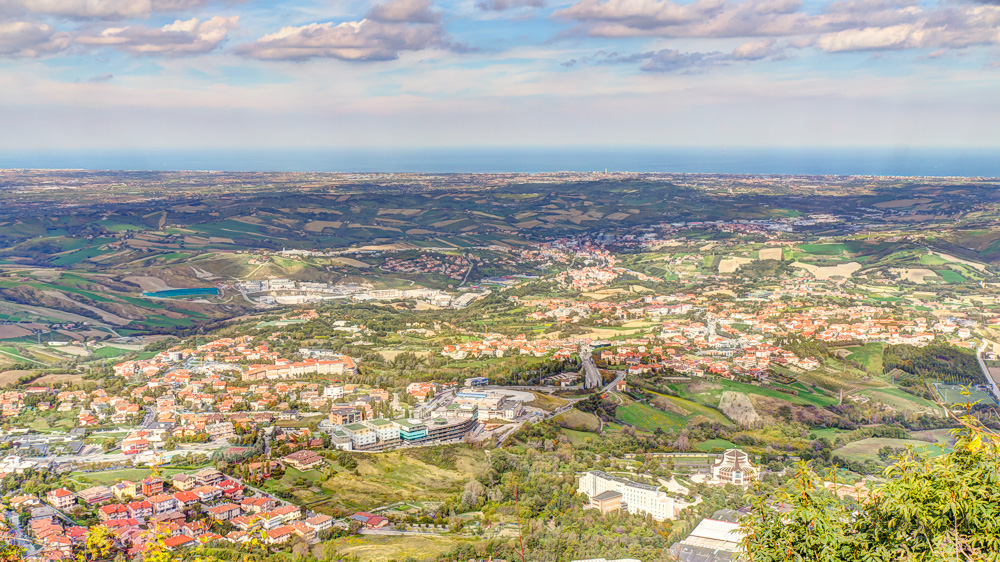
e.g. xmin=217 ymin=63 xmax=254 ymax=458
xmin=891 ymin=268 xmax=940 ymax=283
xmin=758 ymin=248 xmax=783 ymax=260
xmin=34 ymin=373 xmax=85 ymax=385
xmin=792 ymin=261 xmax=863 ymax=279
xmin=329 ymin=535 xmax=476 ymax=562
xmin=718 ymin=257 xmax=753 ymax=273
xmin=0 ymin=370 xmax=32 ymax=386
xmin=834 ymin=437 xmax=950 ymax=462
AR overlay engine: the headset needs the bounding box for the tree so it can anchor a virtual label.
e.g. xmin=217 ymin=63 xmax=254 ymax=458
xmin=741 ymin=414 xmax=1000 ymax=562
xmin=461 ymin=479 xmax=485 ymax=509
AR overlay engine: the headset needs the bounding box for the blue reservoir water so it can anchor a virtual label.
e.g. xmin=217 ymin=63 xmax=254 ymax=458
xmin=143 ymin=288 xmax=219 ymax=298
xmin=1 ymin=147 xmax=997 ymax=177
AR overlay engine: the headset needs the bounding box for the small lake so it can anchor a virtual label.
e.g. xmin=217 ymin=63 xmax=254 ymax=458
xmin=143 ymin=287 xmax=219 ymax=298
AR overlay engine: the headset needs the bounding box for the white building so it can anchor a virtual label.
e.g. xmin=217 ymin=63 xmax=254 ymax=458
xmin=453 ymin=391 xmax=524 ymax=421
xmin=577 ymin=471 xmax=675 ymax=521
xmin=364 ymin=419 xmax=400 ymax=445
xmin=342 ymin=423 xmax=377 ymax=449
xmin=669 ymin=518 xmax=743 ymax=562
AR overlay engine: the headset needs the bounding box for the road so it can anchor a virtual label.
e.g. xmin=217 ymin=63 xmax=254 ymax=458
xmin=38 ymin=500 xmax=80 ymax=527
xmin=976 ymin=338 xmax=1000 ymax=403
xmin=581 ymin=345 xmax=601 ymax=389
xmin=495 ymin=371 xmax=623 ymax=445
xmin=458 ymin=259 xmax=473 ymax=287
xmin=4 ymin=510 xmax=39 ymax=556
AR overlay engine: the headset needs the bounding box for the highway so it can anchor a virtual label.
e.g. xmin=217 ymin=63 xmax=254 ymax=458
xmin=581 ymin=345 xmax=601 ymax=389
xmin=976 ymin=338 xmax=1000 ymax=403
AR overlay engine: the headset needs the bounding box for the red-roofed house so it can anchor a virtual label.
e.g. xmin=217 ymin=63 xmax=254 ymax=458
xmin=127 ymin=500 xmax=152 ymax=519
xmin=163 ymin=535 xmax=195 ymax=550
xmin=98 ymin=504 xmax=130 ymax=521
xmin=172 ymin=491 xmax=199 ymax=509
xmin=148 ymin=494 xmax=177 ymax=514
xmin=265 ymin=525 xmax=295 ymax=545
xmin=206 ymin=503 xmax=242 ymax=521
xmin=46 ymin=488 xmax=75 ymax=510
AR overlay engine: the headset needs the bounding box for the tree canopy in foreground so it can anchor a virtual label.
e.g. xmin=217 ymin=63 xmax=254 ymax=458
xmin=741 ymin=413 xmax=1000 ymax=562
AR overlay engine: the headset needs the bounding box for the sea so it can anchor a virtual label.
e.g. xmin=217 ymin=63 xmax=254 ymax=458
xmin=1 ymin=147 xmax=997 ymax=177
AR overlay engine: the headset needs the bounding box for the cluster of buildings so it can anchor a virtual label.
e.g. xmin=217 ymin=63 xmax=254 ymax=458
xmin=492 ymin=279 xmax=979 ymax=380
xmin=28 ymin=468 xmax=334 ymax=560
xmin=236 ymin=278 xmax=483 ymax=308
xmin=441 ymin=334 xmax=578 ymax=361
xmin=555 ymin=266 xmax=662 ymax=291
xmin=380 ymin=253 xmax=471 ymax=279
xmin=308 ymin=382 xmax=526 ymax=451
xmin=322 ymin=405 xmax=482 ymax=452
xmin=243 ymin=356 xmax=357 ymax=381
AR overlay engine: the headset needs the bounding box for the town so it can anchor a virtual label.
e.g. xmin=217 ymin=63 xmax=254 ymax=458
xmin=0 ymin=171 xmax=998 ymax=562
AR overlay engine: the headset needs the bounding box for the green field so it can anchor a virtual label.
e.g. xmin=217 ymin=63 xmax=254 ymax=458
xmin=810 ymin=428 xmax=847 ymax=441
xmin=678 ymin=378 xmax=839 ymax=408
xmin=97 ymin=221 xmax=146 ymax=232
xmin=49 ymin=247 xmax=115 ymax=266
xmin=562 ymin=428 xmax=598 ymax=447
xmin=799 ymin=243 xmax=853 ymax=255
xmin=266 ymin=449 xmax=488 ymax=513
xmin=918 ymin=254 xmax=949 ymax=265
xmin=90 ymin=346 xmax=128 ymax=359
xmin=654 ymin=393 xmax=734 ymax=426
xmin=0 ymin=346 xmax=38 ymax=364
xmin=140 ymin=315 xmax=197 ymax=328
xmin=69 ymin=467 xmax=192 ymax=485
xmin=552 ymin=408 xmax=600 ymax=431
xmin=615 ymin=402 xmax=687 ymax=431
xmin=695 ymin=439 xmax=735 ymax=451
xmin=834 ymin=437 xmax=950 ymax=463
xmin=857 ymin=387 xmax=942 ymax=414
xmin=939 ymin=269 xmax=966 ymax=283
xmin=846 ymin=343 xmax=885 ymax=373
xmin=910 ymin=428 xmax=956 ymax=446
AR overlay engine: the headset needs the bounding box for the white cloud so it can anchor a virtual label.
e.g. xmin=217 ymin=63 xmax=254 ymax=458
xmin=76 ymin=16 xmax=238 ymax=56
xmin=476 ymin=0 xmax=545 ymax=11
xmin=731 ymin=38 xmax=781 ymax=59
xmin=238 ymin=0 xmax=450 ymax=61
xmin=815 ymin=23 xmax=916 ymax=51
xmin=0 ymin=0 xmax=220 ymax=20
xmin=0 ymin=21 xmax=70 ymax=57
xmin=366 ymin=0 xmax=440 ymax=23
xmin=555 ymin=0 xmax=1000 ymax=55
xmin=816 ymin=5 xmax=1000 ymax=51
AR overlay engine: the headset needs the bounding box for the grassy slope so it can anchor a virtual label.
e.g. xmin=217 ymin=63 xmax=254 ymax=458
xmin=267 ymin=449 xmax=488 ymax=512
xmin=834 ymin=437 xmax=950 ymax=462
xmin=615 ymin=402 xmax=687 ymax=431
xmin=846 ymin=343 xmax=885 ymax=373
xmin=330 ymin=535 xmax=479 ymax=562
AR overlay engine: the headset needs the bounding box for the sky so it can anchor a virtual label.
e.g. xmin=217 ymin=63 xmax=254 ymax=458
xmin=0 ymin=0 xmax=997 ymax=150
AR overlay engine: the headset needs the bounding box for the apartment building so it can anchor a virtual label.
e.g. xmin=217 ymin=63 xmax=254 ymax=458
xmin=342 ymin=424 xmax=377 ymax=450
xmin=364 ymin=418 xmax=400 ymax=447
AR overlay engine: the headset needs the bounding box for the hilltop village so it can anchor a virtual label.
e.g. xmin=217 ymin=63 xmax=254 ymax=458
xmin=0 ymin=172 xmax=999 ymax=561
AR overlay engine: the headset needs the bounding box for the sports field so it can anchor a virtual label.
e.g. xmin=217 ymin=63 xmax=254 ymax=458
xmin=932 ymin=383 xmax=996 ymax=405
